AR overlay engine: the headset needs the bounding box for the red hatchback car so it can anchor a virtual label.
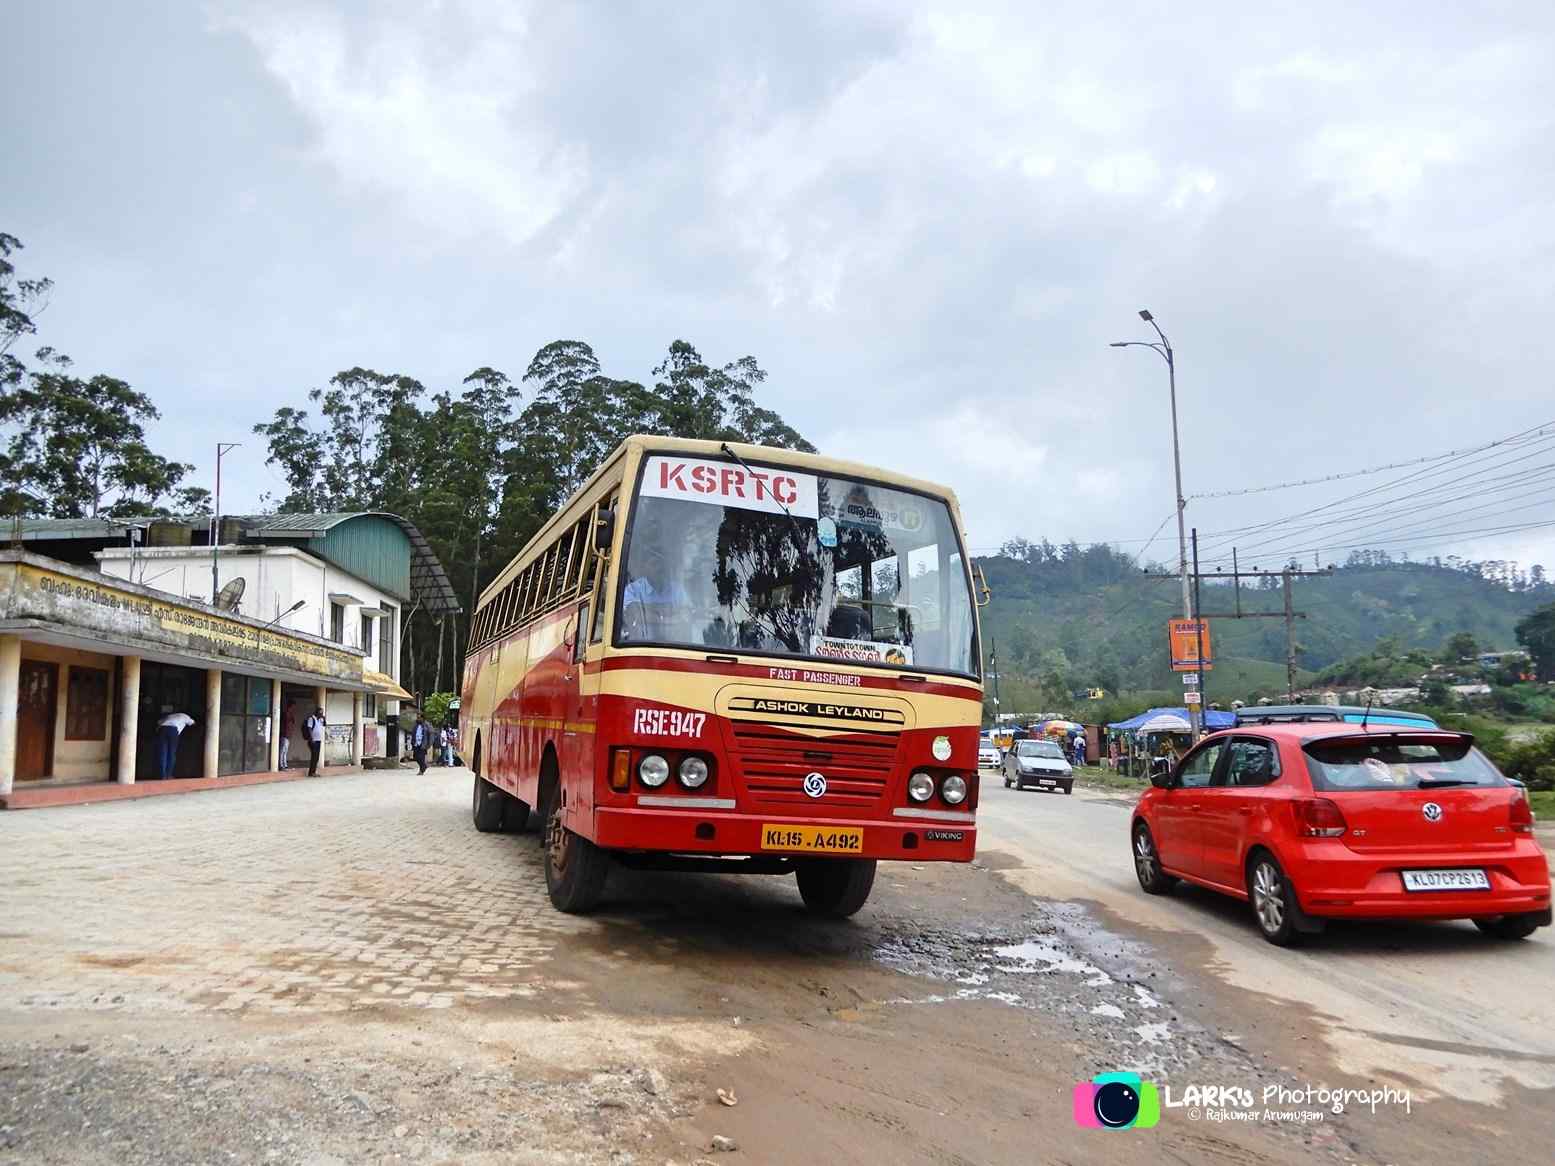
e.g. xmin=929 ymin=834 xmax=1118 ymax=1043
xmin=1130 ymin=724 xmax=1551 ymax=945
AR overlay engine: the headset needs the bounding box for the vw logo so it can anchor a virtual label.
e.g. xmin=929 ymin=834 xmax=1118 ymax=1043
xmin=802 ymin=772 xmax=827 ymax=799
xmin=1422 ymin=802 xmax=1443 ymax=822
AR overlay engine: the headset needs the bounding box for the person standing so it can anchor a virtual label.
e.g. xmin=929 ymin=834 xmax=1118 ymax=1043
xmin=279 ymin=701 xmax=295 ymax=769
xmin=304 ymin=706 xmax=326 ymax=776
xmin=412 ymin=713 xmax=430 ymax=775
xmin=1072 ymin=732 xmax=1087 ymax=768
xmin=156 ymin=707 xmax=195 ymax=780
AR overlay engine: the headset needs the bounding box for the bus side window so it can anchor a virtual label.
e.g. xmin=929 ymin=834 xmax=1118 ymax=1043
xmin=574 ymin=601 xmax=589 ymax=663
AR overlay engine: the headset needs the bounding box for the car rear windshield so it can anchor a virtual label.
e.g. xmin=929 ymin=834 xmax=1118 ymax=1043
xmin=1303 ymin=735 xmax=1507 ymax=792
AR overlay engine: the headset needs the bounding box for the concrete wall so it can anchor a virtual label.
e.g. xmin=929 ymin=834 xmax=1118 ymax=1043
xmin=18 ymin=641 xmax=117 ymax=781
xmin=325 ymin=690 xmax=356 ymax=765
xmin=96 ymin=546 xmax=400 ymax=678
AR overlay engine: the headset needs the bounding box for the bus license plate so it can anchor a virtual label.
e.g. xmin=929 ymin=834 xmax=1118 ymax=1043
xmin=1401 ymin=868 xmax=1490 ymax=892
xmin=760 ymin=824 xmax=864 ymax=854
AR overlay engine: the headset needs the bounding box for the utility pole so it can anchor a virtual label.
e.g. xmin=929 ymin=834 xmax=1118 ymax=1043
xmin=211 ymin=442 xmax=240 ymax=604
xmin=1154 ymin=555 xmax=1332 ymax=703
xmin=989 ymin=637 xmax=1002 ymax=724
xmin=1283 ymin=566 xmax=1297 ymax=701
xmin=1191 ymin=529 xmax=1208 ymax=742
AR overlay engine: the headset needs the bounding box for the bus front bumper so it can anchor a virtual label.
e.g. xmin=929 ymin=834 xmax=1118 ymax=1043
xmin=593 ymin=805 xmax=977 ymax=863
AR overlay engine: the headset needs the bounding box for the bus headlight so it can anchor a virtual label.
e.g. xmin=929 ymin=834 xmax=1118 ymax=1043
xmin=638 ymin=754 xmax=670 ymax=788
xmin=907 ymin=772 xmax=935 ymax=802
xmin=941 ymin=775 xmax=968 ymax=805
xmin=678 ymin=756 xmax=709 ymax=789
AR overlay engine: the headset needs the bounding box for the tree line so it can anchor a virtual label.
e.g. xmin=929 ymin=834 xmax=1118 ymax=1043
xmin=1 ymin=232 xmax=813 ymax=693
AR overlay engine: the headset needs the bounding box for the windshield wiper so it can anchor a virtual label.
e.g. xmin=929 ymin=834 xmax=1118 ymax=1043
xmin=1416 ymin=778 xmax=1477 ymax=788
xmin=719 ymin=442 xmax=805 ymax=538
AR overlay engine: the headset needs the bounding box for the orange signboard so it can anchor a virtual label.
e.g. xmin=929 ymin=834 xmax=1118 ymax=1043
xmin=1169 ymin=618 xmax=1213 ymax=672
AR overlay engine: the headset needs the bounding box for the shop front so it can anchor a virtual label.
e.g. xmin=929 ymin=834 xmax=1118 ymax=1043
xmin=0 ymin=551 xmax=383 ymax=802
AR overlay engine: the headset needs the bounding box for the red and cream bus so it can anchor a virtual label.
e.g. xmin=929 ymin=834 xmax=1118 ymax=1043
xmin=460 ymin=436 xmax=985 ymax=915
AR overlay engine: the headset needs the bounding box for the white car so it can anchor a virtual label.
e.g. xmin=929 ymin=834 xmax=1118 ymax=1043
xmin=1002 ymin=739 xmax=1075 ymax=794
xmin=977 ymin=740 xmax=1002 ymax=769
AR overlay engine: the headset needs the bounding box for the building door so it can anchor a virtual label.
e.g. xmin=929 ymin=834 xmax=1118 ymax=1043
xmin=17 ymin=660 xmax=58 ymax=780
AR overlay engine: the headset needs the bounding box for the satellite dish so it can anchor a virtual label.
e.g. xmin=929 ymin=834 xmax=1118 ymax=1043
xmin=215 ymin=577 xmax=246 ymax=612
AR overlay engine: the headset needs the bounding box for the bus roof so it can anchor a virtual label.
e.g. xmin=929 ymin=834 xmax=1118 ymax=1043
xmin=476 ymin=435 xmax=968 ymax=609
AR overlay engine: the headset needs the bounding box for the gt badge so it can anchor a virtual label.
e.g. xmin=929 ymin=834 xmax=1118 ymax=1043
xmin=1422 ymin=802 xmax=1443 ymax=822
xmin=802 ymin=772 xmax=827 ymax=799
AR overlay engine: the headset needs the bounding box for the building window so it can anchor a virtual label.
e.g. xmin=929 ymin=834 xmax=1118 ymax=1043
xmin=364 ymin=693 xmax=378 ymax=720
xmin=361 ymin=613 xmax=375 ymax=662
xmin=330 ymin=602 xmax=345 ymax=643
xmin=379 ymin=603 xmax=396 ymax=679
xmin=65 ymin=666 xmax=110 ymax=740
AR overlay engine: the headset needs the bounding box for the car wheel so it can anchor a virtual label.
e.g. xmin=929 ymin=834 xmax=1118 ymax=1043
xmin=1247 ymin=853 xmax=1307 ymax=946
xmin=1062 ymin=781 xmax=1074 ymax=795
xmin=796 ymin=858 xmax=876 ymax=918
xmin=1473 ymin=914 xmax=1542 ymax=941
xmin=1132 ymin=823 xmax=1176 ymax=895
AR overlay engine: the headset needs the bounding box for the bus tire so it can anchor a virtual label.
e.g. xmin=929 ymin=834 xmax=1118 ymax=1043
xmin=501 ymin=798 xmax=532 ymax=833
xmin=472 ymin=774 xmax=507 ymax=833
xmin=542 ymin=783 xmax=608 ymax=913
xmin=795 ymin=858 xmax=876 ymax=918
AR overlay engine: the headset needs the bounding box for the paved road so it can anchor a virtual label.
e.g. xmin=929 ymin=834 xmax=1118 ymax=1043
xmin=3 ymin=765 xmax=1551 ymax=1165
xmin=974 ymin=770 xmax=1555 ymax=1107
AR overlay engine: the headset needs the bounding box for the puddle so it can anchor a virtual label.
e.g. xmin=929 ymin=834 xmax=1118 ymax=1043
xmin=870 ymin=901 xmax=1232 ymax=1075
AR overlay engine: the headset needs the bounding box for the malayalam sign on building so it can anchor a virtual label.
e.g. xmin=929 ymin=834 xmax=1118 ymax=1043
xmin=1 ymin=555 xmax=363 ymax=685
xmin=1168 ymin=618 xmax=1213 ymax=672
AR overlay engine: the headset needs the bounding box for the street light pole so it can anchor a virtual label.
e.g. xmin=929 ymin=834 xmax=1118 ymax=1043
xmin=212 ymin=442 xmax=241 ymax=604
xmin=1110 ymin=310 xmax=1190 ymax=619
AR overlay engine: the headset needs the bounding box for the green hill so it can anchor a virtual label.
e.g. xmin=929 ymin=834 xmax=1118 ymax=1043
xmin=976 ymin=542 xmax=1547 ymax=705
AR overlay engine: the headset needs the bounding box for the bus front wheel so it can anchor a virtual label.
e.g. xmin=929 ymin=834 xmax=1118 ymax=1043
xmin=795 ymin=858 xmax=876 ymax=918
xmin=542 ymin=786 xmax=609 ymax=913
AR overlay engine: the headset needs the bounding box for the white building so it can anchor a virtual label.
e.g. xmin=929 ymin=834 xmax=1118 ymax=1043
xmin=1 ymin=513 xmax=457 ymax=799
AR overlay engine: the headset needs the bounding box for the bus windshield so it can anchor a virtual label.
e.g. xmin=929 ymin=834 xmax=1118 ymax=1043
xmin=618 ymin=456 xmax=978 ymax=678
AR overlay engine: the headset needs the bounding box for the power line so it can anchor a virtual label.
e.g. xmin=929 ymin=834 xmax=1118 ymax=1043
xmin=1221 ymin=459 xmax=1555 ymax=560
xmin=1237 ymin=517 xmax=1555 ymax=564
xmin=1188 ymin=424 xmax=1555 ymax=500
xmin=1197 ymin=423 xmax=1555 ymax=556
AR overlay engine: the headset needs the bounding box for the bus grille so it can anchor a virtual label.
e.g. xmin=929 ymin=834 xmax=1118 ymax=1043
xmin=730 ymin=722 xmax=899 ymax=807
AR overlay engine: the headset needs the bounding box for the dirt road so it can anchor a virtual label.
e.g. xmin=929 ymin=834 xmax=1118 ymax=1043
xmin=2 ymin=767 xmax=1550 ymax=1164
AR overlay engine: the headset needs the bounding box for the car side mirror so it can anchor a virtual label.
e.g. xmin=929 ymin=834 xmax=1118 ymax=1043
xmin=1149 ymin=766 xmax=1175 ymax=789
xmin=594 ymin=507 xmax=616 ymax=555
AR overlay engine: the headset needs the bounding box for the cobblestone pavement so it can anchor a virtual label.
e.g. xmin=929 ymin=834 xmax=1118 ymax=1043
xmin=0 ymin=768 xmax=588 ymax=1016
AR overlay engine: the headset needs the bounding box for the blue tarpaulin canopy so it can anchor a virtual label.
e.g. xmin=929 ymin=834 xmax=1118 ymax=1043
xmin=1106 ymin=706 xmax=1235 ymax=732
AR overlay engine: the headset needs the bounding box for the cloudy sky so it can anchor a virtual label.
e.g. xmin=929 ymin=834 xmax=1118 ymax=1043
xmin=6 ymin=1 xmax=1554 ymax=574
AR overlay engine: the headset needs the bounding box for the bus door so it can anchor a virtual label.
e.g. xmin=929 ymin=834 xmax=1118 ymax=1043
xmin=561 ymin=598 xmax=597 ymax=818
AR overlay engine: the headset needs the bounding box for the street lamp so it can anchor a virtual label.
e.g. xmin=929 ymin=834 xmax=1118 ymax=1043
xmin=1109 ymin=310 xmax=1191 ymax=621
xmin=211 ymin=441 xmax=241 ymax=606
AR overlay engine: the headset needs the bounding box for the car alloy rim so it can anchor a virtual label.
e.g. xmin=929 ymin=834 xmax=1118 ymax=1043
xmin=1134 ymin=831 xmax=1155 ymax=884
xmin=1253 ymin=862 xmax=1284 ymax=932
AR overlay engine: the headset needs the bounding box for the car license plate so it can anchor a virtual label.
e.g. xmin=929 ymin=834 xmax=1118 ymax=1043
xmin=1037 ymin=778 xmax=1057 ymax=786
xmin=760 ymin=824 xmax=864 ymax=854
xmin=1401 ymin=868 xmax=1490 ymax=892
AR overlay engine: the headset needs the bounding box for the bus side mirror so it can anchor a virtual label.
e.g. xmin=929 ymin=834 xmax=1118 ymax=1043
xmin=975 ymin=563 xmax=992 ymax=608
xmin=594 ymin=508 xmax=615 ymax=555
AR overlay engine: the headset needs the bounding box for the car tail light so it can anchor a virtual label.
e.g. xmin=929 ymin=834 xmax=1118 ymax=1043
xmin=1510 ymin=794 xmax=1535 ymax=835
xmin=1297 ymin=798 xmax=1347 ymax=838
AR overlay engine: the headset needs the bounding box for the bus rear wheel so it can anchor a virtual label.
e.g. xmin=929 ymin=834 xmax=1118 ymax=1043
xmin=472 ymin=774 xmax=508 ymax=833
xmin=542 ymin=785 xmax=609 ymax=913
xmin=795 ymin=858 xmax=876 ymax=918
